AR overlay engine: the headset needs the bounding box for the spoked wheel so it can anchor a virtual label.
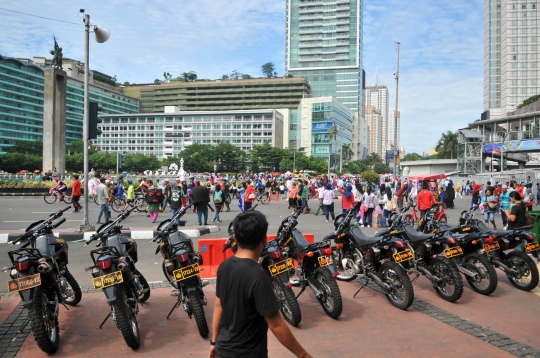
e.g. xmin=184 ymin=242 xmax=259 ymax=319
xmin=504 ymin=251 xmax=539 ymax=291
xmin=439 ymin=215 xmax=448 ymax=226
xmin=271 ymin=277 xmax=302 ymax=326
xmin=332 ymin=251 xmax=357 ymax=282
xmin=430 ymin=258 xmax=463 ymax=302
xmin=260 ymin=193 xmax=270 ymax=204
xmin=405 ymin=214 xmax=416 ymax=228
xmin=93 ymin=195 xmax=99 ymax=205
xmin=314 ymin=267 xmax=342 ymax=319
xmin=188 ymin=291 xmax=209 ymax=338
xmin=136 ymin=198 xmax=147 ymax=212
xmin=63 ymin=195 xmax=73 ymax=204
xmin=379 ymin=261 xmax=414 ymax=310
xmin=113 ymin=285 xmax=140 ymax=349
xmin=462 ymin=253 xmax=498 ymax=295
xmin=62 ymin=270 xmax=82 ymax=306
xmin=111 ymin=198 xmax=126 ymax=213
xmin=43 ymin=193 xmax=58 ymax=204
xmin=29 ymin=286 xmax=60 ymax=354
xmin=134 ymin=271 xmax=151 ymax=302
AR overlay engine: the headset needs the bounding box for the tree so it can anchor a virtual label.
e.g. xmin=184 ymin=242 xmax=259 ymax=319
xmin=6 ymin=141 xmax=43 ymax=156
xmin=341 ymin=143 xmax=353 ymax=162
xmin=177 ymin=144 xmax=214 ymax=172
xmin=123 ymin=81 xmax=131 ymax=86
xmin=402 ymin=153 xmax=423 ymax=161
xmin=163 ymin=72 xmax=172 ymax=83
xmin=230 ymin=70 xmax=241 ymax=80
xmin=123 ymin=153 xmax=161 ymax=173
xmin=250 ymin=143 xmax=287 ymax=172
xmin=0 ymin=152 xmax=41 ymax=173
xmin=154 ymin=79 xmax=162 ymax=85
xmin=279 ymin=158 xmax=294 ymax=172
xmin=362 ymin=170 xmax=380 ymax=184
xmin=181 ymin=71 xmax=198 ymax=82
xmin=308 ymin=156 xmax=329 ymax=173
xmin=221 ymin=74 xmax=229 ymax=80
xmin=435 ymin=131 xmax=459 ymax=159
xmin=261 ymin=62 xmax=276 ymax=78
xmin=241 ymin=74 xmax=252 ymax=79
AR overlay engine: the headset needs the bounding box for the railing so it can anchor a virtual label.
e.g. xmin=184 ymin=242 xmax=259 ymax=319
xmin=484 ymin=130 xmax=538 ymax=142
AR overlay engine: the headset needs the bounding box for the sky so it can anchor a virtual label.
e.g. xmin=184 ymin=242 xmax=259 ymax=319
xmin=0 ymin=0 xmax=484 ymax=155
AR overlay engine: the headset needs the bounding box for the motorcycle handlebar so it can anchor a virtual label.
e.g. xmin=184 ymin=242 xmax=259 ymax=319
xmin=52 ymin=218 xmax=66 ymax=229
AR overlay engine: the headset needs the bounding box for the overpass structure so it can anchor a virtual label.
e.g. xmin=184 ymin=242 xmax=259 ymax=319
xmin=458 ymin=111 xmax=539 ymax=174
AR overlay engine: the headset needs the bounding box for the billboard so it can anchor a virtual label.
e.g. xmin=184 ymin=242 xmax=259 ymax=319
xmin=312 ymin=122 xmax=333 ymax=132
xmin=484 ymin=139 xmax=540 ymax=153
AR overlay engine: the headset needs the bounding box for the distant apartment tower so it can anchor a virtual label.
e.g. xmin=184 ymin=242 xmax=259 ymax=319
xmin=366 ymin=106 xmax=383 ymax=157
xmin=387 ymin=109 xmax=400 ymax=153
xmin=285 ymin=0 xmax=365 ymax=112
xmin=484 ymin=0 xmax=540 ymax=119
xmin=364 ymin=74 xmax=389 ymax=148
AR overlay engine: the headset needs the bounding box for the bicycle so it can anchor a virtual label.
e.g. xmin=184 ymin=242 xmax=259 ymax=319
xmin=404 ymin=203 xmax=421 ymax=227
xmin=256 ymin=191 xmax=270 ymax=205
xmin=44 ymin=189 xmax=72 ymax=204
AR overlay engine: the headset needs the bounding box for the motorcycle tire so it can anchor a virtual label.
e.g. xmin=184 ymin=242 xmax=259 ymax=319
xmin=463 ymin=253 xmax=498 ymax=295
xmin=162 ymin=261 xmax=179 ymax=290
xmin=62 ymin=270 xmax=82 ymax=306
xmin=29 ymin=285 xmax=60 ymax=354
xmin=332 ymin=251 xmax=357 ymax=282
xmin=504 ymin=251 xmax=539 ymax=291
xmin=113 ymin=284 xmax=141 ymax=349
xmin=188 ymin=290 xmax=209 ymax=338
xmin=379 ymin=261 xmax=414 ymax=310
xmin=271 ymin=277 xmax=302 ymax=326
xmin=314 ymin=267 xmax=343 ymax=319
xmin=135 ymin=271 xmax=151 ymax=302
xmin=430 ymin=258 xmax=463 ymax=303
xmin=43 ymin=193 xmax=57 ymax=204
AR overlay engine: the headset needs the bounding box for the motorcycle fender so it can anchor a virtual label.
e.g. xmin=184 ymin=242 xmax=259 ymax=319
xmin=19 ymin=288 xmax=35 ymax=309
xmin=275 ymin=271 xmax=291 ymax=285
xmin=102 ymin=285 xmax=117 ymax=304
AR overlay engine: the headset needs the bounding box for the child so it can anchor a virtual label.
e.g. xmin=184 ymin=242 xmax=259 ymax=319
xmin=288 ymin=183 xmax=298 ymax=210
xmin=439 ymin=187 xmax=446 ymax=208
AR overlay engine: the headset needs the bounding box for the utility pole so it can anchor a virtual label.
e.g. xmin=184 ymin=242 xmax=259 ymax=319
xmin=394 ymin=41 xmax=401 ymax=179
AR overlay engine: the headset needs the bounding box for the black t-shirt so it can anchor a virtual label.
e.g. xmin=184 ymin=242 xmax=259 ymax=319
xmin=216 ymin=256 xmax=280 ymax=358
xmin=508 ymin=202 xmax=526 ymax=230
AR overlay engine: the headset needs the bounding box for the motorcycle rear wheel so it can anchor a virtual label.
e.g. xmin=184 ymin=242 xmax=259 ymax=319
xmin=505 ymin=251 xmax=539 ymax=291
xmin=113 ymin=285 xmax=140 ymax=349
xmin=62 ymin=270 xmax=82 ymax=306
xmin=379 ymin=261 xmax=414 ymax=310
xmin=463 ymin=253 xmax=498 ymax=295
xmin=29 ymin=285 xmax=60 ymax=354
xmin=430 ymin=258 xmax=463 ymax=302
xmin=188 ymin=290 xmax=209 ymax=338
xmin=271 ymin=277 xmax=302 ymax=326
xmin=315 ymin=267 xmax=343 ymax=319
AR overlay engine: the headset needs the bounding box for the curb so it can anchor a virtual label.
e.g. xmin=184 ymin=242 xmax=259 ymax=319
xmin=0 ymin=226 xmax=219 ymax=244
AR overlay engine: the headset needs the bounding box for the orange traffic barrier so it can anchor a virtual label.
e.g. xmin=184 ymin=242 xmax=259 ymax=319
xmin=275 ymin=191 xmax=279 ymax=201
xmin=198 ymin=239 xmax=233 ymax=279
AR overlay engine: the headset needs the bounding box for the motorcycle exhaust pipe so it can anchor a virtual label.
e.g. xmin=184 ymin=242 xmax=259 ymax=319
xmin=117 ymin=261 xmax=128 ymax=271
xmin=282 ymin=251 xmax=289 ymax=259
xmin=38 ymin=262 xmax=52 ymax=273
xmin=192 ymin=253 xmax=202 ymax=264
xmin=164 ymin=259 xmax=175 ymax=272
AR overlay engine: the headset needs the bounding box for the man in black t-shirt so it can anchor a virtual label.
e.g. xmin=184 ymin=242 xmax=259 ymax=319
xmin=504 ymin=191 xmax=526 ymax=230
xmin=210 ymin=211 xmax=311 ymax=358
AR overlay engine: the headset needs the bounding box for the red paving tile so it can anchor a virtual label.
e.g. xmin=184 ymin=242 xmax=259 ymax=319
xmin=13 ymin=280 xmax=516 ymax=358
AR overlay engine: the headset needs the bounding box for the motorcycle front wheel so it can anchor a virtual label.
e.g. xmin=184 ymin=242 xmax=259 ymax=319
xmin=188 ymin=290 xmax=209 ymax=338
xmin=314 ymin=267 xmax=342 ymax=319
xmin=113 ymin=285 xmax=140 ymax=349
xmin=379 ymin=261 xmax=414 ymax=310
xmin=504 ymin=251 xmax=539 ymax=291
xmin=430 ymin=258 xmax=463 ymax=302
xmin=271 ymin=277 xmax=302 ymax=326
xmin=29 ymin=285 xmax=60 ymax=354
xmin=463 ymin=253 xmax=498 ymax=295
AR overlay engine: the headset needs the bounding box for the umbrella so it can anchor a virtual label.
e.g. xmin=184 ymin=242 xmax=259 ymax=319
xmin=34 ymin=170 xmax=41 ymax=173
xmin=122 ymin=171 xmax=129 ymax=174
xmin=303 ymin=173 xmax=311 ymax=177
xmin=17 ymin=170 xmax=29 ymax=174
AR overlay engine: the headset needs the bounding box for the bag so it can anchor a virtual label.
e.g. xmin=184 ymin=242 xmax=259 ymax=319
xmin=487 ymin=201 xmax=497 ymax=209
xmin=248 ymin=193 xmax=255 ymax=200
xmin=145 ymin=189 xmax=164 ymax=204
xmin=214 ymin=191 xmax=223 ymax=204
xmin=225 ymin=195 xmax=232 ymax=204
xmin=362 ymin=206 xmax=368 ymax=212
xmin=387 ymin=197 xmax=396 ymax=211
xmin=523 ymin=194 xmax=530 ymax=204
xmin=525 ymin=213 xmax=534 ymax=226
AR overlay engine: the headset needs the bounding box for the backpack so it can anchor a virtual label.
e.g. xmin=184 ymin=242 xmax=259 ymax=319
xmin=145 ymin=188 xmax=164 ymax=204
xmin=117 ymin=185 xmax=124 ymax=199
xmin=214 ymin=190 xmax=223 ymax=204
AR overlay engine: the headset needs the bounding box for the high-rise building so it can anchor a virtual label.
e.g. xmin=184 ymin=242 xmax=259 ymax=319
xmin=364 ymin=74 xmax=389 ymax=148
xmin=387 ymin=109 xmax=400 ymax=153
xmin=285 ymin=0 xmax=364 ymax=112
xmin=365 ymin=106 xmax=383 ymax=157
xmin=484 ymin=0 xmax=540 ymax=119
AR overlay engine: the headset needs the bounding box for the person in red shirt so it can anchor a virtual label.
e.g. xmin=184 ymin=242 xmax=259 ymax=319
xmin=244 ymin=180 xmax=256 ymax=211
xmin=71 ymin=174 xmax=82 ymax=212
xmin=417 ymin=181 xmax=436 ymax=217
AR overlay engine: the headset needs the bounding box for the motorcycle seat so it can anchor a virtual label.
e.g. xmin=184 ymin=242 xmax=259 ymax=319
xmin=290 ymin=229 xmax=310 ymax=252
xmin=350 ymin=226 xmax=381 ymax=247
xmin=475 ymin=222 xmax=509 ymax=236
xmin=437 ymin=225 xmax=461 ymax=233
xmin=404 ymin=225 xmax=434 ymax=243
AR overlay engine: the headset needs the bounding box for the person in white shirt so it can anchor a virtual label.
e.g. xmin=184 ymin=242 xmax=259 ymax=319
xmin=314 ymin=184 xmax=325 ymax=216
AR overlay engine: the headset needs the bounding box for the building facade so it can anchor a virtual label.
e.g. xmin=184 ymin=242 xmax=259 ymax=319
xmin=95 ymin=108 xmax=284 ymax=158
xmin=285 ymin=0 xmax=364 ymax=112
xmin=364 ymin=82 xmax=389 ymax=151
xmin=387 ymin=109 xmax=400 ymax=153
xmin=484 ymin=0 xmax=540 ymax=119
xmin=0 ymin=55 xmax=138 ymax=154
xmin=366 ymin=106 xmax=383 ymax=157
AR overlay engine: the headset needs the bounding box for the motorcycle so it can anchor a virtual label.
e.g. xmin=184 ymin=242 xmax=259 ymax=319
xmin=328 ymin=203 xmax=415 ymax=310
xmin=277 ymin=207 xmax=343 ymax=319
xmin=151 ymin=205 xmax=209 ymax=337
xmin=3 ymin=207 xmax=81 ymax=354
xmin=223 ymin=205 xmax=302 ymax=326
xmin=451 ymin=206 xmax=539 ymax=291
xmin=84 ymin=207 xmax=150 ymax=349
xmin=387 ymin=206 xmax=464 ymax=302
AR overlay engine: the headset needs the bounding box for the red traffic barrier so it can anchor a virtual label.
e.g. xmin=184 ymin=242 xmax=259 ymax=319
xmin=197 ymin=238 xmax=233 ymax=279
xmin=267 ymin=233 xmax=314 ymax=243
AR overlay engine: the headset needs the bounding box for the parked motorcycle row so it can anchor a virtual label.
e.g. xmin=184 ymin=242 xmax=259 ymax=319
xmin=4 ymin=200 xmax=539 ymax=354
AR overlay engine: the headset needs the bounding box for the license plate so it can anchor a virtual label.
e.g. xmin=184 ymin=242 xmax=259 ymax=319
xmin=7 ymin=273 xmax=41 ymax=293
xmin=393 ymin=249 xmax=414 ymax=263
xmin=483 ymin=242 xmax=500 ymax=252
xmin=462 ymin=227 xmax=471 ymax=232
xmin=318 ymin=255 xmax=333 ymax=267
xmin=526 ymin=242 xmax=540 ymax=252
xmin=93 ymin=271 xmax=123 ymax=290
xmin=268 ymin=259 xmax=294 ymax=277
xmin=172 ymin=263 xmax=201 ymax=282
xmin=444 ymin=246 xmax=463 ymax=258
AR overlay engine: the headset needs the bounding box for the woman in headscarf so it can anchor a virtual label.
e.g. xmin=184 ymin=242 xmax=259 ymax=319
xmin=445 ymin=179 xmax=456 ymax=209
xmin=341 ymin=184 xmax=354 ymax=214
xmin=382 ymin=185 xmax=393 ymax=227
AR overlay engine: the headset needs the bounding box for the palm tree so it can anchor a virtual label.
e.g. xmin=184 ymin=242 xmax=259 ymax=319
xmin=341 ymin=143 xmax=353 ymax=161
xmin=327 ymin=125 xmax=339 ymax=173
xmin=435 ymin=131 xmax=459 ymax=159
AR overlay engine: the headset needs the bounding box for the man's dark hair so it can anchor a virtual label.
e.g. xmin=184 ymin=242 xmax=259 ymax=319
xmin=233 ymin=211 xmax=268 ymax=250
xmin=73 ymin=174 xmax=79 ymax=180
xmin=100 ymin=177 xmax=106 ymax=183
xmin=487 ymin=181 xmax=491 ymax=185
xmin=509 ymin=191 xmax=522 ymax=201
xmin=422 ymin=181 xmax=429 ymax=190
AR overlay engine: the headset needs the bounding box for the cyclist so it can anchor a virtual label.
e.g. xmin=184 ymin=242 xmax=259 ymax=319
xmin=50 ymin=177 xmax=67 ymax=201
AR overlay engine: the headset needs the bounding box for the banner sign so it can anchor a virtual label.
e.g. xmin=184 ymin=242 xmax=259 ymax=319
xmin=484 ymin=139 xmax=540 ymax=153
xmin=312 ymin=122 xmax=333 ymax=132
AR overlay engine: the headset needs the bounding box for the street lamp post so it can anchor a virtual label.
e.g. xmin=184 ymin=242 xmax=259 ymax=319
xmin=394 ymin=41 xmax=401 ymax=178
xmin=79 ymin=10 xmax=110 ymax=231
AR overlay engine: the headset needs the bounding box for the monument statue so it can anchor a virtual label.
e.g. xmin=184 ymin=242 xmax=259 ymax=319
xmin=50 ymin=36 xmax=63 ymax=69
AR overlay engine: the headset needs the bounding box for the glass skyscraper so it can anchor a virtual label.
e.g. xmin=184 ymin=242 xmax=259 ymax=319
xmin=285 ymin=0 xmax=364 ymax=112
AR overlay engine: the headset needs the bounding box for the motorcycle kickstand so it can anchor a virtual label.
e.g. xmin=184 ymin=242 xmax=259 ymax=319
xmin=352 ymin=277 xmax=369 ymax=299
xmin=166 ymin=297 xmax=182 ymax=320
xmin=98 ymin=312 xmax=112 ymax=329
xmin=295 ymin=283 xmax=308 ymax=300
